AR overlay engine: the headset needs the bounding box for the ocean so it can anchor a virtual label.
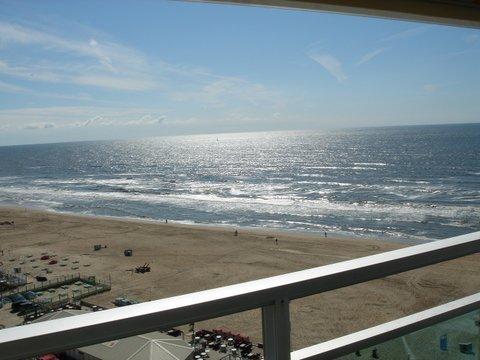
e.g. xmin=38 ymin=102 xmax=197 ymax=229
xmin=0 ymin=124 xmax=479 ymax=243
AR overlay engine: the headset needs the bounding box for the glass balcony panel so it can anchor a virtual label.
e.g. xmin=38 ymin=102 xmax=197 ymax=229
xmin=337 ymin=309 xmax=480 ymax=359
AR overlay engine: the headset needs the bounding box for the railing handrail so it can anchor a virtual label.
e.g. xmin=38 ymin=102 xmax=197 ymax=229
xmin=291 ymin=292 xmax=480 ymax=360
xmin=0 ymin=231 xmax=479 ymax=360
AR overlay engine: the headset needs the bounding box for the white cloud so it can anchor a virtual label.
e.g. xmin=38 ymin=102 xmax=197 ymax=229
xmin=356 ymin=48 xmax=387 ymax=66
xmin=23 ymin=122 xmax=56 ymax=130
xmin=0 ymin=20 xmax=283 ymax=112
xmin=163 ymin=116 xmax=199 ymax=126
xmin=125 ymin=114 xmax=166 ymax=126
xmin=0 ymin=21 xmax=147 ymax=71
xmin=76 ymin=114 xmax=167 ymax=127
xmin=75 ymin=115 xmax=104 ymax=127
xmin=0 ymin=106 xmax=168 ymax=130
xmin=0 ymin=54 xmax=152 ymax=91
xmin=0 ymin=75 xmax=93 ymax=101
xmin=0 ymin=21 xmax=151 ymax=91
xmin=380 ymin=26 xmax=429 ymax=43
xmin=170 ymin=76 xmax=283 ymax=108
xmin=72 ymin=75 xmax=156 ymax=91
xmin=309 ymin=53 xmax=347 ymax=82
xmin=423 ymin=84 xmax=439 ymax=93
xmin=0 ymin=60 xmax=63 ymax=83
xmin=0 ymin=79 xmax=29 ymax=93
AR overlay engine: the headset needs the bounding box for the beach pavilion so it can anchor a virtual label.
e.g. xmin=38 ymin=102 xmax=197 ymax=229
xmin=33 ymin=310 xmax=195 ymax=360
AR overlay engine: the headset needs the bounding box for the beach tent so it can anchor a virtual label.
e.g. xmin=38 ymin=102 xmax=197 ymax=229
xmin=31 ymin=308 xmax=84 ymax=321
xmin=77 ymin=333 xmax=195 ymax=360
xmin=33 ymin=310 xmax=194 ymax=360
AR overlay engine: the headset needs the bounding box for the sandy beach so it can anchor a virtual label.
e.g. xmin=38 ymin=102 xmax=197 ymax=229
xmin=0 ymin=206 xmax=479 ymax=350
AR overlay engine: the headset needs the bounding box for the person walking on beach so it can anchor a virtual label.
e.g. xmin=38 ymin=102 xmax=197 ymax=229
xmin=324 ymin=231 xmax=327 ymax=238
xmin=275 ymin=238 xmax=278 ymax=245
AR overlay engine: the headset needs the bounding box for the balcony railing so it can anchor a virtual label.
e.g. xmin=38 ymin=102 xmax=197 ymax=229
xmin=292 ymin=292 xmax=480 ymax=359
xmin=0 ymin=230 xmax=479 ymax=360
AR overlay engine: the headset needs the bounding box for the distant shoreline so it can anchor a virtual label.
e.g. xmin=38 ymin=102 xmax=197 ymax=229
xmin=0 ymin=203 xmax=422 ymax=245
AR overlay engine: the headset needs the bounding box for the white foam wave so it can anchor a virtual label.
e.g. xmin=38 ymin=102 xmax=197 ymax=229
xmin=34 ymin=178 xmax=139 ymax=186
xmin=0 ymin=176 xmax=21 ymax=181
xmin=354 ymin=162 xmax=387 ymax=166
xmin=307 ymin=166 xmax=341 ymax=170
xmin=1 ymin=184 xmax=478 ymax=225
xmin=390 ymin=179 xmax=430 ymax=184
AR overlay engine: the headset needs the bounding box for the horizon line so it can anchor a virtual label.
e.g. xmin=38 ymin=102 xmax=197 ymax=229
xmin=0 ymin=121 xmax=478 ymax=148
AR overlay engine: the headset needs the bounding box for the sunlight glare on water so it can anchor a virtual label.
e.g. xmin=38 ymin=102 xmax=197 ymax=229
xmin=0 ymin=125 xmax=479 ymax=243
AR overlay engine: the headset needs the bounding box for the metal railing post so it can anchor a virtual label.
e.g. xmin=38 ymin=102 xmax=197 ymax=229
xmin=262 ymin=298 xmax=291 ymax=360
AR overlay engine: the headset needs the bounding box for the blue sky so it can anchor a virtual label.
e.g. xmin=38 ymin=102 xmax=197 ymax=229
xmin=0 ymin=0 xmax=479 ymax=145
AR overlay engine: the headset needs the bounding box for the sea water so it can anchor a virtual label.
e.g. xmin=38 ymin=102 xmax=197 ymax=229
xmin=0 ymin=124 xmax=478 ymax=243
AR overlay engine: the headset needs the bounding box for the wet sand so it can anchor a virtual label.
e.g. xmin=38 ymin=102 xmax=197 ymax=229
xmin=0 ymin=206 xmax=479 ymax=350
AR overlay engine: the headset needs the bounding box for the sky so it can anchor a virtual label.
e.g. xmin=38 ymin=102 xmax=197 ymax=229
xmin=0 ymin=0 xmax=479 ymax=146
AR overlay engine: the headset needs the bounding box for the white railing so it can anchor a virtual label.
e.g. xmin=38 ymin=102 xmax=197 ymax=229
xmin=0 ymin=231 xmax=479 ymax=360
xmin=291 ymin=292 xmax=480 ymax=360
